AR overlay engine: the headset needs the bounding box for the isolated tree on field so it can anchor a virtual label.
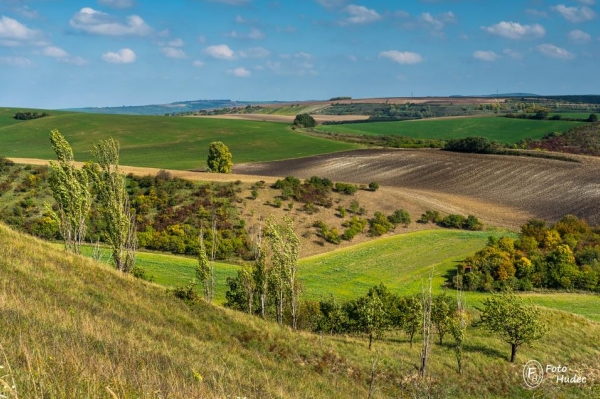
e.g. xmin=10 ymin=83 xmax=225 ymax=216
xmin=47 ymin=129 xmax=92 ymax=254
xmin=206 ymin=141 xmax=232 ymax=173
xmin=480 ymin=290 xmax=547 ymax=362
xmin=292 ymin=113 xmax=317 ymax=128
xmin=266 ymin=215 xmax=300 ymax=328
xmin=420 ymin=273 xmax=433 ymax=377
xmin=90 ymin=138 xmax=136 ymax=272
xmin=398 ymin=295 xmax=423 ymax=348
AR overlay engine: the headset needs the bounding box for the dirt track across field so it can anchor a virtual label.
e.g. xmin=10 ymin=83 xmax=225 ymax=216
xmin=192 ymin=114 xmax=370 ymax=123
xmin=234 ymin=149 xmax=600 ymax=228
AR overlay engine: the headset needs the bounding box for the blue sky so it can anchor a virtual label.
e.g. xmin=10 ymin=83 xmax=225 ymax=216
xmin=0 ymin=0 xmax=599 ymax=108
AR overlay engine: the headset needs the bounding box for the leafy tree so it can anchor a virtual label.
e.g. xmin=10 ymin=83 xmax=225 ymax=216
xmin=431 ymin=292 xmax=457 ymax=345
xmin=396 ymin=295 xmax=423 ymax=348
xmin=196 ymin=227 xmax=211 ymax=301
xmin=293 ymin=113 xmax=317 ymax=128
xmin=266 ymin=216 xmax=300 ymax=328
xmin=440 ymin=214 xmax=466 ymax=229
xmin=480 ymin=291 xmax=547 ymax=362
xmin=206 ymin=141 xmax=232 ymax=173
xmin=369 ymin=212 xmax=393 ymax=236
xmin=588 ymin=113 xmax=598 ymax=122
xmin=354 ymin=291 xmax=387 ymax=350
xmin=47 ymin=129 xmax=92 ymax=254
xmin=90 ymin=138 xmax=136 ymax=272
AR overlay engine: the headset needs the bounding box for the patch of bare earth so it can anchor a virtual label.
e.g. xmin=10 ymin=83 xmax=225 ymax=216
xmin=234 ymin=149 xmax=600 ymax=229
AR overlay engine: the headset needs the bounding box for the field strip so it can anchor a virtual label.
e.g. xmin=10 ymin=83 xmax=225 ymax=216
xmin=8 ymin=157 xmax=281 ymax=184
xmin=190 ymin=114 xmax=370 ymax=123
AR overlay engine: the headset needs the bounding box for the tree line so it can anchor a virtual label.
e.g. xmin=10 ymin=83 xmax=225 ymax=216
xmin=13 ymin=111 xmax=49 ymax=120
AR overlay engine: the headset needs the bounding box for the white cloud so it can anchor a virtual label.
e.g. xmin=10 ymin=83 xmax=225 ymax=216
xmin=69 ymin=8 xmax=152 ymax=36
xmin=43 ymin=46 xmax=69 ymax=58
xmin=227 ymin=27 xmax=264 ymax=39
xmin=537 ymin=44 xmax=575 ymax=59
xmin=503 ymin=48 xmax=523 ymax=60
xmin=419 ymin=11 xmax=456 ymax=30
xmin=204 ymin=44 xmax=236 ymax=60
xmin=42 ymin=46 xmax=87 ymax=65
xmin=379 ymin=50 xmax=423 ymax=64
xmin=239 ymin=46 xmax=270 ymax=58
xmin=0 ymin=55 xmax=32 ymax=66
xmin=552 ymin=5 xmax=596 ymax=22
xmin=473 ymin=50 xmax=501 ymax=62
xmin=102 ymin=48 xmax=136 ymax=63
xmin=193 ymin=60 xmax=205 ymax=67
xmin=482 ymin=21 xmax=545 ymax=40
xmin=339 ymin=4 xmax=381 ymax=25
xmin=161 ymin=47 xmax=186 ymax=59
xmin=0 ymin=15 xmax=43 ymax=43
xmin=98 ymin=0 xmax=134 ymax=8
xmin=16 ymin=6 xmax=39 ymax=19
xmin=228 ymin=67 xmax=251 ymax=77
xmin=166 ymin=38 xmax=184 ymax=47
xmin=568 ymin=29 xmax=591 ymax=43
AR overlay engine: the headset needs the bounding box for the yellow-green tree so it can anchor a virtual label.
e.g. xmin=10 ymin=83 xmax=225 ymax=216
xmin=206 ymin=141 xmax=232 ymax=173
xmin=47 ymin=129 xmax=91 ymax=254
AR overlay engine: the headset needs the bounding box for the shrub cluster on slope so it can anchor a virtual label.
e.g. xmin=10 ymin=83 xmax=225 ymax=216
xmin=454 ymin=215 xmax=600 ymax=292
xmin=521 ymin=122 xmax=600 ymax=156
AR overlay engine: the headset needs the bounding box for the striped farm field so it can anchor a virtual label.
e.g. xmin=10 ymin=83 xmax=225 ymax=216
xmin=316 ymin=116 xmax=584 ymax=143
xmin=0 ymin=107 xmax=358 ymax=169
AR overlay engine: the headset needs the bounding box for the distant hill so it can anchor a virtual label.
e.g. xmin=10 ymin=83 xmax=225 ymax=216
xmin=64 ymin=99 xmax=283 ymax=116
xmin=450 ymin=93 xmax=539 ymax=98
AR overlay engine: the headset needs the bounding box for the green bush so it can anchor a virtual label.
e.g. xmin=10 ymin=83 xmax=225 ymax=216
xmin=368 ymin=182 xmax=379 ymax=191
xmin=369 ymin=212 xmax=393 ymax=236
xmin=440 ymin=214 xmax=466 ymax=229
xmin=293 ymin=113 xmax=317 ymax=128
xmin=388 ymin=209 xmax=411 ymax=227
xmin=418 ymin=210 xmax=441 ymax=224
xmin=334 ymin=182 xmax=357 ymax=195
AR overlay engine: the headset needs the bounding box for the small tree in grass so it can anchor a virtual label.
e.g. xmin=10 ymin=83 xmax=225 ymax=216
xmin=207 ymin=141 xmax=232 ymax=173
xmin=480 ymin=290 xmax=547 ymax=362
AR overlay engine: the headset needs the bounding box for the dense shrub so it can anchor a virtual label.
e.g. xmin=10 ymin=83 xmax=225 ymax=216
xmin=444 ymin=137 xmax=497 ymax=154
xmin=369 ymin=212 xmax=393 ymax=236
xmin=342 ymin=216 xmax=368 ymax=240
xmin=13 ymin=111 xmax=49 ymax=120
xmin=368 ymin=182 xmax=379 ymax=191
xmin=293 ymin=113 xmax=317 ymax=128
xmin=418 ymin=210 xmax=442 ymax=224
xmin=388 ymin=209 xmax=411 ymax=227
xmin=334 ymin=182 xmax=357 ymax=195
xmin=440 ymin=214 xmax=466 ymax=229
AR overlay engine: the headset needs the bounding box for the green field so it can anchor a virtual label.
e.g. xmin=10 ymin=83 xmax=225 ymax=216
xmin=74 ymin=229 xmax=600 ymax=322
xmin=0 ymin=108 xmax=358 ymax=169
xmin=317 ymin=117 xmax=584 ymax=143
xmin=298 ymin=229 xmax=513 ymax=300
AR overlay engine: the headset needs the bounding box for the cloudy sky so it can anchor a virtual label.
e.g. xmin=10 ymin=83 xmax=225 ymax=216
xmin=0 ymin=0 xmax=599 ymax=108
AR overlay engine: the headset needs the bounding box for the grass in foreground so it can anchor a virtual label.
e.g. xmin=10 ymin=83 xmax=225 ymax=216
xmin=0 ymin=107 xmax=358 ymax=168
xmin=1 ymin=224 xmax=599 ymax=398
xmin=317 ymin=117 xmax=584 ymax=143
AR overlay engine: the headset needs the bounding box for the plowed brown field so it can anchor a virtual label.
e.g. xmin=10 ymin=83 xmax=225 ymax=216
xmin=234 ymin=149 xmax=600 ymax=228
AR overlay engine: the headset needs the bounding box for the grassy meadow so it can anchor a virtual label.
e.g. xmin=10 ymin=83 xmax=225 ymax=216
xmin=317 ymin=117 xmax=584 ymax=143
xmin=1 ymin=223 xmax=599 ymax=398
xmin=0 ymin=107 xmax=358 ymax=169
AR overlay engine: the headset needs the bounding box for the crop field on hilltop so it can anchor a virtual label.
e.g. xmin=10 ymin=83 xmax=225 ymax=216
xmin=316 ymin=116 xmax=584 ymax=143
xmin=0 ymin=108 xmax=358 ymax=169
xmin=235 ymin=148 xmax=600 ymax=226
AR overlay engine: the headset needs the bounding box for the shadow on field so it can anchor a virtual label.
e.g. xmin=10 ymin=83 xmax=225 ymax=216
xmin=463 ymin=343 xmax=506 ymax=360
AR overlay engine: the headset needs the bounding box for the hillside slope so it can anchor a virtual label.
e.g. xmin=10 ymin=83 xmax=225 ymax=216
xmin=0 ymin=223 xmax=381 ymax=398
xmin=1 ymin=224 xmax=599 ymax=398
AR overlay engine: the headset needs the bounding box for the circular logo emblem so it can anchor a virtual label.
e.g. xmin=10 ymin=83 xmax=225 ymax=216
xmin=523 ymin=360 xmax=544 ymax=389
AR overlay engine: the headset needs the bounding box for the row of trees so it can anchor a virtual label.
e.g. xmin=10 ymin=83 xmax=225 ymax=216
xmin=14 ymin=111 xmax=49 ymax=120
xmin=223 ymin=216 xmax=302 ymax=327
xmin=48 ymin=130 xmax=136 ymax=272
